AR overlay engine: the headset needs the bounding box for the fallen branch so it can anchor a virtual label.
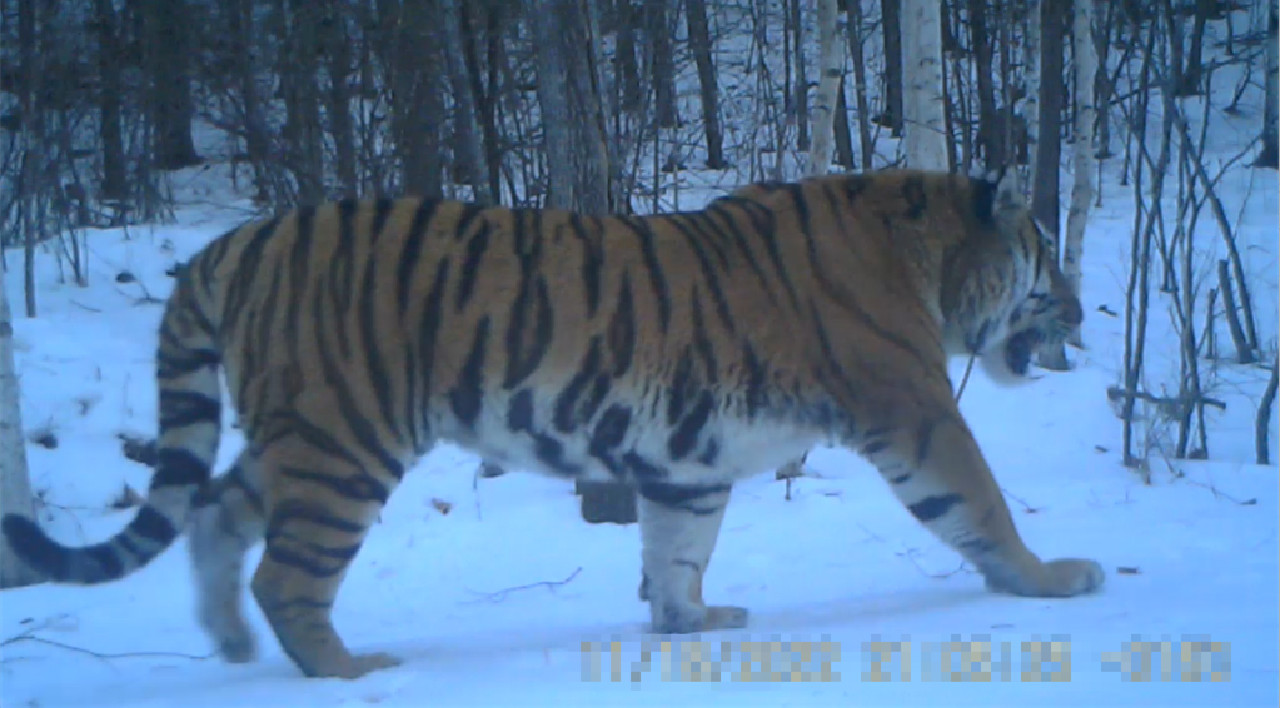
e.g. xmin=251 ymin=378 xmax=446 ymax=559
xmin=1106 ymin=385 xmax=1227 ymax=412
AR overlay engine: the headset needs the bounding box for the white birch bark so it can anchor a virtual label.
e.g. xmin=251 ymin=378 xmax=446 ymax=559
xmin=1063 ymin=0 xmax=1096 ymax=347
xmin=900 ymin=0 xmax=948 ymax=169
xmin=1022 ymin=0 xmax=1042 ymax=191
xmin=806 ymin=0 xmax=842 ymax=175
xmin=0 ymin=262 xmax=38 ymax=588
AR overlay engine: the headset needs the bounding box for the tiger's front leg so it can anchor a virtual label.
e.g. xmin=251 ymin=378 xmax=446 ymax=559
xmin=636 ymin=482 xmax=748 ymax=633
xmin=861 ymin=400 xmax=1104 ymax=598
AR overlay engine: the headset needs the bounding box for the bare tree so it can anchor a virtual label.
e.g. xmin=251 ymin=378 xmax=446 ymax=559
xmin=686 ymin=0 xmax=727 ymax=168
xmin=647 ymin=0 xmax=679 ymax=129
xmin=1031 ymin=0 xmax=1065 ymax=244
xmin=1258 ymin=0 xmax=1278 ymax=168
xmin=846 ymin=0 xmax=876 ymax=168
xmin=1259 ymin=362 xmax=1279 ymax=464
xmin=0 ymin=262 xmax=38 ymax=589
xmin=442 ymin=0 xmax=495 ymax=204
xmin=140 ymin=0 xmax=202 ymax=170
xmin=807 ymin=0 xmax=842 ymax=175
xmin=1040 ymin=0 xmax=1096 ymax=369
xmin=901 ymin=0 xmax=949 ymax=168
xmin=880 ymin=0 xmax=904 ymax=135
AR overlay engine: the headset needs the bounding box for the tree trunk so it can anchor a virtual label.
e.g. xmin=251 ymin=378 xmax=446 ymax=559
xmin=846 ymin=0 xmax=875 ymax=168
xmin=968 ymin=0 xmax=1002 ymax=169
xmin=1258 ymin=1 xmax=1278 ymax=168
xmin=901 ymin=0 xmax=949 ymax=169
xmin=833 ymin=80 xmax=854 ymax=167
xmin=319 ymin=0 xmax=357 ymax=197
xmin=281 ymin=0 xmax=325 ymax=202
xmin=0 ymin=263 xmax=39 ymax=589
xmin=1032 ymin=0 xmax=1064 ymax=239
xmin=614 ymin=0 xmax=642 ymax=114
xmin=686 ymin=0 xmax=726 ymax=168
xmin=807 ymin=0 xmax=842 ymax=175
xmin=141 ymin=0 xmax=202 ymax=170
xmin=881 ymin=0 xmax=904 ymax=135
xmin=380 ymin=0 xmax=445 ymax=199
xmin=1023 ymin=0 xmax=1042 ymax=188
xmin=789 ymin=0 xmax=810 ymax=150
xmin=1040 ymin=0 xmax=1095 ymax=368
xmin=1258 ymin=361 xmax=1279 ymax=465
xmin=442 ymin=0 xmax=494 ymax=204
xmin=94 ymin=0 xmax=128 ymax=201
xmin=647 ymin=0 xmax=678 ymax=129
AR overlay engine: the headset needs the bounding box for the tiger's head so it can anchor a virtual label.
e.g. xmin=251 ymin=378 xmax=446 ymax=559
xmin=974 ymin=171 xmax=1083 ymax=383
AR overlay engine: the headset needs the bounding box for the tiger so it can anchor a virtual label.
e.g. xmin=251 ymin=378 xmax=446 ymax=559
xmin=2 ymin=169 xmax=1103 ymax=679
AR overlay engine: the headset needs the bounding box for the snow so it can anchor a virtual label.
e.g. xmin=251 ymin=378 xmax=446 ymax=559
xmin=3 ymin=17 xmax=1279 ymax=708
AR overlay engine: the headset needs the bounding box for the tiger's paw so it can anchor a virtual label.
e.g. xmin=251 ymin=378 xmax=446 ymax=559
xmin=218 ymin=634 xmax=258 ymax=664
xmin=320 ymin=651 xmax=403 ymax=680
xmin=984 ymin=557 xmax=1105 ymax=598
xmin=650 ymin=603 xmax=749 ymax=634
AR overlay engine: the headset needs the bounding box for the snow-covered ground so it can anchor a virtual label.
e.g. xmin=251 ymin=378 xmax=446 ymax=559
xmin=3 ymin=16 xmax=1279 ymax=708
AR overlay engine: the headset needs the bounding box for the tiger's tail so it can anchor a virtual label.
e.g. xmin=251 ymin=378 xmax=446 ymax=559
xmin=2 ymin=275 xmax=222 ymax=584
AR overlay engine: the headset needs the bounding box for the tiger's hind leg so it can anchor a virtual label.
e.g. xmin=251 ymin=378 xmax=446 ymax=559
xmin=248 ymin=431 xmax=407 ymax=679
xmin=189 ymin=450 xmax=267 ymax=663
xmin=637 ymin=482 xmax=748 ymax=634
xmin=860 ymin=399 xmax=1104 ymax=598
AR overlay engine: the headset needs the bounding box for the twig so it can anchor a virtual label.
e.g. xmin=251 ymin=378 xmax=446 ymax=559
xmin=465 ymin=567 xmax=583 ymax=604
xmin=955 ymin=354 xmax=977 ymax=401
xmin=69 ymin=300 xmax=103 ymax=313
xmin=896 ymin=548 xmax=968 ymax=580
xmin=1 ymin=617 xmax=212 ymax=665
xmin=1000 ymin=487 xmax=1040 ymax=513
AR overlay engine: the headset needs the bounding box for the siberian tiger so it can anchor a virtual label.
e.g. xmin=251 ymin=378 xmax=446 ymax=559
xmin=3 ymin=169 xmax=1104 ymax=679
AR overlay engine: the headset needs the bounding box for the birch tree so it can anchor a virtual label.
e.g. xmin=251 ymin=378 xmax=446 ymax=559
xmin=901 ymin=0 xmax=949 ymax=169
xmin=1022 ymin=0 xmax=1042 ymax=188
xmin=1040 ymin=0 xmax=1096 ymax=368
xmin=1 ymin=263 xmax=39 ymax=589
xmin=806 ymin=0 xmax=842 ymax=175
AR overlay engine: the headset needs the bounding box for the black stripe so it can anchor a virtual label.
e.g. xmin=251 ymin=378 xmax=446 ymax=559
xmin=449 ymin=315 xmax=490 ymax=428
xmin=907 ymin=493 xmax=964 ymax=523
xmin=455 ymin=219 xmax=491 ymax=310
xmin=156 ymin=348 xmax=220 ymax=379
xmin=359 ymin=247 xmax=401 ymax=442
xmin=553 ymin=337 xmax=605 ymax=433
xmin=396 ymin=199 xmax=440 ymax=317
xmin=569 ymin=214 xmax=604 ymax=317
xmin=606 ymin=274 xmax=636 ymax=378
xmin=703 ymin=201 xmax=781 ymax=307
xmin=669 ymin=216 xmax=736 ymax=335
xmin=285 ymin=206 xmax=317 ymax=370
xmin=617 ymin=216 xmax=672 ymax=332
xmin=668 ymin=390 xmax=714 ymax=460
xmin=740 ymin=341 xmax=767 ymax=419
xmin=914 ymin=418 xmax=940 ymax=466
xmin=220 ymin=215 xmax=282 ymax=343
xmin=636 ymin=482 xmax=730 ymax=515
xmin=154 ymin=447 xmax=210 ymax=487
xmin=412 ymin=258 xmax=451 ymax=447
xmin=314 ymin=312 xmax=408 ymax=480
xmin=131 ymin=505 xmax=179 ymax=543
xmin=279 ymin=466 xmax=390 ymax=504
xmin=507 ymin=388 xmax=534 ymax=432
xmin=157 ymin=391 xmax=220 ymax=429
xmin=330 ymin=200 xmax=360 ymax=361
xmin=503 ymin=275 xmax=554 ymax=389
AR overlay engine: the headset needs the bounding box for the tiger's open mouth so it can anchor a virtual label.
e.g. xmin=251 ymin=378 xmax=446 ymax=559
xmin=1003 ymin=328 xmax=1046 ymax=376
